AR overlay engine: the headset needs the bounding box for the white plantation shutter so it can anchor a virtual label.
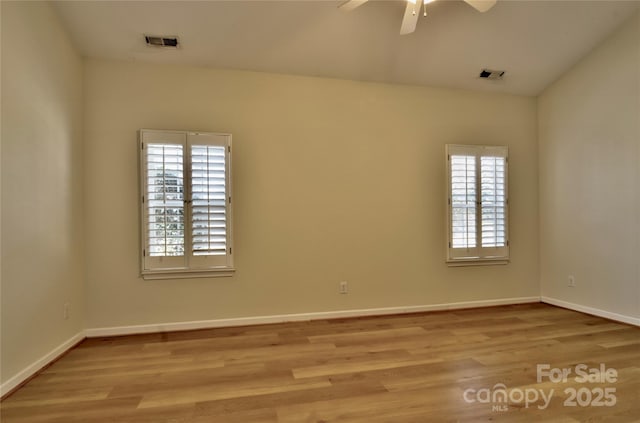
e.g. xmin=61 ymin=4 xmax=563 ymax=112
xmin=450 ymin=155 xmax=476 ymax=249
xmin=446 ymin=145 xmax=509 ymax=263
xmin=141 ymin=131 xmax=187 ymax=271
xmin=191 ymin=145 xmax=227 ymax=256
xmin=140 ymin=130 xmax=234 ymax=278
xmin=187 ymin=132 xmax=232 ymax=270
xmin=481 ymin=156 xmax=506 ymax=248
xmin=146 ymin=143 xmax=185 ymax=256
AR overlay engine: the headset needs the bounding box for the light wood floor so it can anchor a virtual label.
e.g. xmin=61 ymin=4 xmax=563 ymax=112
xmin=2 ymin=303 xmax=639 ymax=422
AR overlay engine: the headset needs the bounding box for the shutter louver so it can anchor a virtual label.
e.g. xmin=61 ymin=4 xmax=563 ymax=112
xmin=450 ymin=155 xmax=476 ymax=248
xmin=145 ymin=143 xmax=185 ymax=257
xmin=191 ymin=145 xmax=227 ymax=256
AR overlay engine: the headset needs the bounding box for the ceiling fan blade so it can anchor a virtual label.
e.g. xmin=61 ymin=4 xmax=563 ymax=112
xmin=400 ymin=1 xmax=420 ymax=35
xmin=339 ymin=0 xmax=369 ymax=11
xmin=464 ymin=0 xmax=497 ymax=13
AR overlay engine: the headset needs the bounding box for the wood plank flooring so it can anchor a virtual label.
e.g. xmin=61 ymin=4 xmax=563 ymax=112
xmin=2 ymin=303 xmax=639 ymax=422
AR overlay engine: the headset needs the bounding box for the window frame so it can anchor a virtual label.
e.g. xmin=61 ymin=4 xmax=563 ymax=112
xmin=139 ymin=129 xmax=235 ymax=280
xmin=445 ymin=144 xmax=509 ymax=266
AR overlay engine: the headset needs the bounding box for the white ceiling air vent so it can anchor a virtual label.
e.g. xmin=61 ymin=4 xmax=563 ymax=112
xmin=479 ymin=69 xmax=505 ymax=80
xmin=144 ymin=35 xmax=179 ymax=48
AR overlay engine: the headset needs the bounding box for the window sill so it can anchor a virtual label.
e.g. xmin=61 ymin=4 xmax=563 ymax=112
xmin=446 ymin=259 xmax=509 ymax=267
xmin=141 ymin=268 xmax=235 ymax=280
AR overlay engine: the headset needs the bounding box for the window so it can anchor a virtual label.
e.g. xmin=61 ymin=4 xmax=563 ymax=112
xmin=139 ymin=129 xmax=234 ymax=279
xmin=446 ymin=144 xmax=509 ymax=265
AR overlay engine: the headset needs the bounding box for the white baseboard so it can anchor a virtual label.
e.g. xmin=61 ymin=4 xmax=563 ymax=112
xmin=84 ymin=296 xmax=541 ymax=337
xmin=0 ymin=331 xmax=85 ymax=398
xmin=541 ymin=296 xmax=640 ymax=327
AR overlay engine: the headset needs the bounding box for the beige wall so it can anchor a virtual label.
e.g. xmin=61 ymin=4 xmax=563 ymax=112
xmin=1 ymin=1 xmax=85 ymax=384
xmin=84 ymin=60 xmax=539 ymax=329
xmin=538 ymin=12 xmax=639 ymax=320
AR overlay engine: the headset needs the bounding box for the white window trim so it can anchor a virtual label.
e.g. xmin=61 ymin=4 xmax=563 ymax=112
xmin=140 ymin=268 xmax=235 ymax=280
xmin=139 ymin=129 xmax=235 ymax=280
xmin=445 ymin=144 xmax=509 ymax=266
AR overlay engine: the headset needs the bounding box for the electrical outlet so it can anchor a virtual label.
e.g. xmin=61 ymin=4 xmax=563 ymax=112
xmin=64 ymin=303 xmax=70 ymax=320
xmin=568 ymin=275 xmax=575 ymax=288
xmin=339 ymin=281 xmax=348 ymax=294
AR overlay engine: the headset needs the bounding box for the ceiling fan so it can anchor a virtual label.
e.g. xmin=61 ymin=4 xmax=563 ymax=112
xmin=340 ymin=0 xmax=497 ymax=35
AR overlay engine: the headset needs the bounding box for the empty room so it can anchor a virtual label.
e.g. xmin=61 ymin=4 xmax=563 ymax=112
xmin=1 ymin=0 xmax=639 ymax=421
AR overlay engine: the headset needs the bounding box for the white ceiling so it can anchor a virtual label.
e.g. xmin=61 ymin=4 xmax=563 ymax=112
xmin=52 ymin=0 xmax=639 ymax=96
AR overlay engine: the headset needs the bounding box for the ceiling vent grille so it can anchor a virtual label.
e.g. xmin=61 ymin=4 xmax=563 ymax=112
xmin=479 ymin=69 xmax=505 ymax=80
xmin=145 ymin=35 xmax=179 ymax=48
